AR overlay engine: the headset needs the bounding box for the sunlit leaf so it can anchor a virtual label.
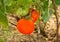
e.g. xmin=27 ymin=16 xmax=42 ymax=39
xmin=16 ymin=6 xmax=29 ymax=16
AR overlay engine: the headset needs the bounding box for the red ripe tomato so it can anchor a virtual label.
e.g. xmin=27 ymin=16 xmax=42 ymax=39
xmin=17 ymin=19 xmax=34 ymax=34
xmin=31 ymin=9 xmax=39 ymax=22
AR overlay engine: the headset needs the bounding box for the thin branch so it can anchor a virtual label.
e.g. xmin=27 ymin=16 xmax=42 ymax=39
xmin=7 ymin=14 xmax=20 ymax=27
xmin=48 ymin=0 xmax=50 ymax=16
xmin=9 ymin=22 xmax=16 ymax=26
xmin=52 ymin=0 xmax=59 ymax=42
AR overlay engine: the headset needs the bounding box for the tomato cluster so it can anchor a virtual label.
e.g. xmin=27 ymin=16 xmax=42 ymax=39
xmin=16 ymin=8 xmax=39 ymax=34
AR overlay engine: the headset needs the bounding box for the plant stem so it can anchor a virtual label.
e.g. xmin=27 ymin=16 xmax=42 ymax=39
xmin=48 ymin=0 xmax=50 ymax=16
xmin=52 ymin=0 xmax=59 ymax=42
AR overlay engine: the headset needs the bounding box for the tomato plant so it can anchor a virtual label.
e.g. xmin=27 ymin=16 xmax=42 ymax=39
xmin=17 ymin=18 xmax=34 ymax=34
xmin=0 ymin=0 xmax=60 ymax=41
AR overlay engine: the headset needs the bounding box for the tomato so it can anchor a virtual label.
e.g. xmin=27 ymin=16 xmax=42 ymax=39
xmin=16 ymin=19 xmax=34 ymax=34
xmin=31 ymin=9 xmax=39 ymax=22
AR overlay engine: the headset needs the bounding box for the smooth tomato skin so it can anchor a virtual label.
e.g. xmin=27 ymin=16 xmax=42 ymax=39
xmin=31 ymin=9 xmax=39 ymax=22
xmin=17 ymin=19 xmax=34 ymax=34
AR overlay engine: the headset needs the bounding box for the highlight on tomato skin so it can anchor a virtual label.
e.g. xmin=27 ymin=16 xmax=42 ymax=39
xmin=31 ymin=8 xmax=39 ymax=22
xmin=16 ymin=18 xmax=34 ymax=34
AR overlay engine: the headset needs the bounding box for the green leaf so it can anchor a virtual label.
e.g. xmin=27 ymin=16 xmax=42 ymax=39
xmin=55 ymin=0 xmax=60 ymax=5
xmin=17 ymin=0 xmax=33 ymax=5
xmin=42 ymin=14 xmax=50 ymax=23
xmin=42 ymin=1 xmax=48 ymax=11
xmin=0 ymin=13 xmax=8 ymax=28
xmin=3 ymin=0 xmax=12 ymax=6
xmin=0 ymin=0 xmax=8 ymax=28
xmin=5 ymin=0 xmax=33 ymax=14
xmin=42 ymin=9 xmax=48 ymax=23
xmin=49 ymin=9 xmax=53 ymax=15
xmin=42 ymin=8 xmax=53 ymax=23
xmin=16 ymin=5 xmax=29 ymax=16
xmin=6 ymin=0 xmax=17 ymax=13
xmin=41 ymin=0 xmax=52 ymax=23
